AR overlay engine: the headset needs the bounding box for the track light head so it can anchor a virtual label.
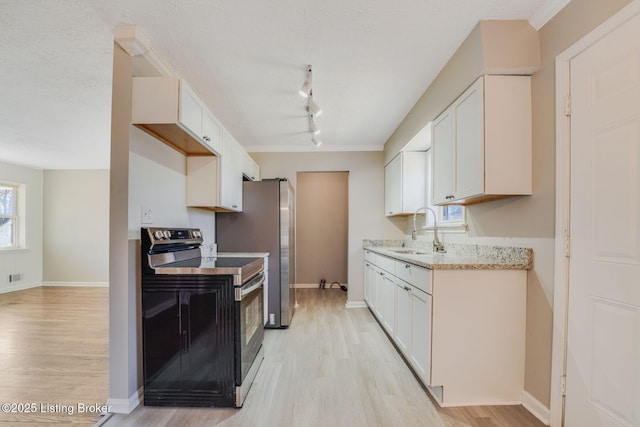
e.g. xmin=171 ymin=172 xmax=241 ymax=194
xmin=298 ymin=65 xmax=312 ymax=98
xmin=308 ymin=97 xmax=322 ymax=116
xmin=312 ymin=136 xmax=322 ymax=147
xmin=309 ymin=115 xmax=321 ymax=136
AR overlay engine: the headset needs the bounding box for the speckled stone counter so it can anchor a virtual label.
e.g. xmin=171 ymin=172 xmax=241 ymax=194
xmin=363 ymin=239 xmax=532 ymax=270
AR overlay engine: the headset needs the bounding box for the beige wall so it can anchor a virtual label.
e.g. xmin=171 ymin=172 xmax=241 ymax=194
xmin=250 ymin=151 xmax=405 ymax=304
xmin=296 ymin=171 xmax=348 ymax=285
xmin=43 ymin=170 xmax=109 ymax=284
xmin=385 ymin=20 xmax=540 ymax=164
xmin=383 ymin=0 xmax=633 ymax=409
xmin=109 ymin=42 xmax=138 ymax=410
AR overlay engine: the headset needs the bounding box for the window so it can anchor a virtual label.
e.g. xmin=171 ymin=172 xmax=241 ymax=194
xmin=0 ymin=184 xmax=18 ymax=248
xmin=442 ymin=205 xmax=464 ymax=224
xmin=425 ymin=149 xmax=467 ymax=231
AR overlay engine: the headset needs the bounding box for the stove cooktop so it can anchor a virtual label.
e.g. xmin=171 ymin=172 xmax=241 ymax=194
xmin=151 ymin=256 xmax=264 ymax=285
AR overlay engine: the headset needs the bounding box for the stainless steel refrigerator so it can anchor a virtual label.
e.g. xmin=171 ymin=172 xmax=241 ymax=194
xmin=216 ymin=178 xmax=296 ymax=328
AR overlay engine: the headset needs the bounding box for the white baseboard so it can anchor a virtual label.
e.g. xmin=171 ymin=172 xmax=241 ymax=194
xmin=107 ymin=387 xmax=142 ymax=414
xmin=345 ymin=300 xmax=367 ymax=309
xmin=295 ymin=283 xmax=322 ymax=289
xmin=0 ymin=281 xmax=41 ymax=294
xmin=42 ymin=281 xmax=109 ymax=287
xmin=295 ymin=283 xmax=348 ymax=289
xmin=522 ymin=391 xmax=551 ymax=426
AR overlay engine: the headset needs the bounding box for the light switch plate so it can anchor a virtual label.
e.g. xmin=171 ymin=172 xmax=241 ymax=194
xmin=141 ymin=206 xmax=153 ymax=224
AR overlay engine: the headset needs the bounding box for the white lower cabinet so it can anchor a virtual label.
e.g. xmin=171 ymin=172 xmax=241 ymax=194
xmin=363 ymin=251 xmax=526 ymax=407
xmin=394 ymin=280 xmax=412 ymax=355
xmin=409 ymin=286 xmax=432 ymax=385
xmin=364 ymin=260 xmax=376 ymax=306
xmin=380 ymin=273 xmax=395 ymax=336
xmin=364 ymin=253 xmax=432 ymax=387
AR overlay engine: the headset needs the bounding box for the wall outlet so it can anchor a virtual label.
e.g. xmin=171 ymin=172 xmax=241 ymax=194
xmin=141 ymin=206 xmax=153 ymax=224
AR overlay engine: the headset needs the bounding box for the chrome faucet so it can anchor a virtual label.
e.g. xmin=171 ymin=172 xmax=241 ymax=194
xmin=412 ymin=207 xmax=446 ymax=253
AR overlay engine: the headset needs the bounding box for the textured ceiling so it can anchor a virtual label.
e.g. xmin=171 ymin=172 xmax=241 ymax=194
xmin=0 ymin=0 xmax=549 ymax=170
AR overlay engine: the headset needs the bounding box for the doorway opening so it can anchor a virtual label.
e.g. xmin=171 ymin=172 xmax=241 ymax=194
xmin=296 ymin=172 xmax=349 ymax=290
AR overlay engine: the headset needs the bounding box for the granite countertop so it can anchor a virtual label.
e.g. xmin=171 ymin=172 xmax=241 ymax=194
xmin=363 ymin=240 xmax=532 ymax=270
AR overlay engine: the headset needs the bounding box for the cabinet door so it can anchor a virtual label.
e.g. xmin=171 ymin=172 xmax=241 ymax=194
xmin=373 ymin=268 xmax=385 ymax=321
xmin=395 ymin=280 xmax=412 ymax=355
xmin=410 ymin=288 xmax=432 ymax=385
xmin=381 ymin=273 xmax=396 ymax=335
xmin=202 ymin=111 xmax=222 ymax=154
xmin=242 ymin=151 xmax=260 ymax=181
xmin=368 ymin=263 xmax=377 ymax=309
xmin=180 ymin=81 xmax=204 ymax=138
xmin=401 ymin=152 xmax=427 ymax=214
xmin=431 ymin=106 xmax=455 ymax=204
xmin=384 ymin=154 xmax=402 ymax=216
xmin=364 ymin=262 xmax=372 ymax=306
xmin=453 ymin=78 xmax=484 ymax=200
xmin=221 ymin=131 xmax=243 ymax=211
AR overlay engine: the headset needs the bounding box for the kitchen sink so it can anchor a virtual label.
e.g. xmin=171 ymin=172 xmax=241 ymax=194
xmin=390 ymin=249 xmax=427 ymax=255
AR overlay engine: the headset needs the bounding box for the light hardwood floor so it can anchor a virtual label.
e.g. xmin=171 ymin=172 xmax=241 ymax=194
xmin=0 ymin=286 xmax=109 ymax=426
xmin=104 ymin=289 xmax=544 ymax=427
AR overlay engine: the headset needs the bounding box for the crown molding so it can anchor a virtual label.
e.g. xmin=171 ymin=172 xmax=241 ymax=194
xmin=528 ymin=0 xmax=572 ymax=30
xmin=244 ymin=144 xmax=384 ymax=153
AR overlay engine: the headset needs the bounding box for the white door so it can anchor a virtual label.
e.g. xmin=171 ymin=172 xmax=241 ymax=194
xmin=565 ymin=11 xmax=640 ymax=427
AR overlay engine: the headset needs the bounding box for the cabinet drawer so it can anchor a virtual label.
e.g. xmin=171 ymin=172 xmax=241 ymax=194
xmin=364 ymin=249 xmax=376 ymax=263
xmin=395 ymin=261 xmax=432 ymax=294
xmin=376 ymin=254 xmax=396 ymax=274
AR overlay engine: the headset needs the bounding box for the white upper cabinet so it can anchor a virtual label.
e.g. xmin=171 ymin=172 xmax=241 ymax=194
xmin=384 ymin=151 xmax=427 ymax=216
xmin=431 ymin=75 xmax=532 ymax=205
xmin=131 ymin=77 xmax=218 ymax=155
xmin=202 ymin=110 xmax=222 ymax=154
xmin=186 ymin=133 xmax=243 ymax=213
xmin=133 ymin=76 xmax=254 ymax=213
xmin=220 ymin=131 xmax=243 ymax=212
xmin=241 ymin=151 xmax=260 ymax=181
xmin=431 ymin=108 xmax=455 ymax=205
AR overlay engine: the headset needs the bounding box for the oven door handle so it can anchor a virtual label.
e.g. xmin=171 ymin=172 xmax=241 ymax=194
xmin=236 ymin=275 xmax=265 ymax=301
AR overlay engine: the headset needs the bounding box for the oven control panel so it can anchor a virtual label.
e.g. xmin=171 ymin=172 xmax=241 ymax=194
xmin=144 ymin=227 xmax=203 ymax=247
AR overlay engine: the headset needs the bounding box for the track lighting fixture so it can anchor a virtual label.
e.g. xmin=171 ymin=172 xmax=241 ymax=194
xmin=300 ymin=64 xmax=323 ymax=146
xmin=309 ymin=115 xmax=320 ymax=136
xmin=308 ymin=97 xmax=322 ymax=116
xmin=299 ymin=65 xmax=312 ymax=98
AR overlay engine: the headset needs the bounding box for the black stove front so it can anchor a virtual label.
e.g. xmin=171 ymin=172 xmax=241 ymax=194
xmin=140 ymin=227 xmax=264 ymax=408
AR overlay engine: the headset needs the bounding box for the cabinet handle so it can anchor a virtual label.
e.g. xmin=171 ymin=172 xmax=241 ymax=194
xmin=379 ymin=272 xmax=385 ymax=276
xmin=405 ymin=264 xmax=411 ymax=269
xmin=446 ymin=195 xmax=455 ymax=200
xmin=404 ymin=286 xmax=412 ymax=292
xmin=203 ymin=136 xmax=210 ymax=142
xmin=232 ymin=205 xmax=238 ymax=208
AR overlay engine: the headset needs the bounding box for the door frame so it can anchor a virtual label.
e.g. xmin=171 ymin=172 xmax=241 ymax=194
xmin=551 ymin=1 xmax=640 ymax=426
